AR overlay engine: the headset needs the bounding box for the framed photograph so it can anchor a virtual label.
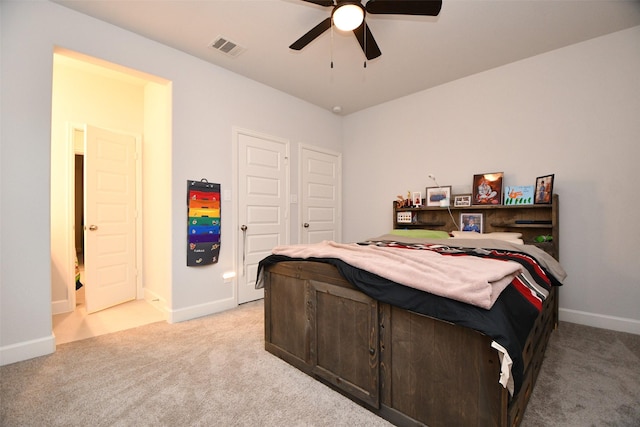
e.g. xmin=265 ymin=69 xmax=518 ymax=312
xmin=453 ymin=194 xmax=472 ymax=207
xmin=472 ymin=172 xmax=504 ymax=205
xmin=504 ymin=185 xmax=535 ymax=205
xmin=460 ymin=213 xmax=483 ymax=233
xmin=412 ymin=191 xmax=423 ymax=207
xmin=426 ymin=186 xmax=451 ymax=207
xmin=535 ymin=174 xmax=554 ymax=204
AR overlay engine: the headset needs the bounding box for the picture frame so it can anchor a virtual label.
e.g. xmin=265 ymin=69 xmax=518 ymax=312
xmin=534 ymin=174 xmax=554 ymax=204
xmin=412 ymin=191 xmax=423 ymax=207
xmin=504 ymin=185 xmax=535 ymax=205
xmin=426 ymin=186 xmax=451 ymax=207
xmin=453 ymin=194 xmax=472 ymax=207
xmin=460 ymin=213 xmax=483 ymax=233
xmin=472 ymin=172 xmax=504 ymax=205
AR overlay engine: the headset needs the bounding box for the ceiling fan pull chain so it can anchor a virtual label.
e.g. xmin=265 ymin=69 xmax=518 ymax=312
xmin=363 ymin=20 xmax=367 ymax=69
xmin=330 ymin=23 xmax=334 ymax=69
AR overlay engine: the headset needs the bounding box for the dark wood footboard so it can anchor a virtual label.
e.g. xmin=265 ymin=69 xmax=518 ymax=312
xmin=263 ymin=260 xmax=557 ymax=427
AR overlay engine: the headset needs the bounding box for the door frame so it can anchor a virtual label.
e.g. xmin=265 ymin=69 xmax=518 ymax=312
xmin=64 ymin=122 xmax=143 ymax=312
xmin=232 ymin=126 xmax=290 ymax=304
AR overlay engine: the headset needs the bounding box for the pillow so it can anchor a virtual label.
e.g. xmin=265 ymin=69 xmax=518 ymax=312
xmin=390 ymin=229 xmax=450 ymax=239
xmin=450 ymin=231 xmax=524 ymax=244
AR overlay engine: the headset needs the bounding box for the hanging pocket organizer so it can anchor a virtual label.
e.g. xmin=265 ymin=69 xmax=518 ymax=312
xmin=187 ymin=179 xmax=221 ymax=266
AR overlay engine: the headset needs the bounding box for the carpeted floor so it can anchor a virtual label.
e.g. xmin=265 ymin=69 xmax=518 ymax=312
xmin=1 ymin=300 xmax=639 ymax=426
xmin=522 ymin=321 xmax=640 ymax=427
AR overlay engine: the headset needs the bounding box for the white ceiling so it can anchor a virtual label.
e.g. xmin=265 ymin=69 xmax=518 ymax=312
xmin=53 ymin=0 xmax=640 ymax=115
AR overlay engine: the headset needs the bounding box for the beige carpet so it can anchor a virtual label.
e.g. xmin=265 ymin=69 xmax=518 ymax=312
xmin=2 ymin=300 xmax=639 ymax=426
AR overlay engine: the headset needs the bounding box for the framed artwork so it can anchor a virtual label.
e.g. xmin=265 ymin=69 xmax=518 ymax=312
xmin=426 ymin=186 xmax=451 ymax=207
xmin=504 ymin=185 xmax=535 ymax=205
xmin=535 ymin=174 xmax=554 ymax=204
xmin=453 ymin=194 xmax=472 ymax=207
xmin=472 ymin=172 xmax=503 ymax=205
xmin=412 ymin=191 xmax=423 ymax=207
xmin=460 ymin=213 xmax=483 ymax=233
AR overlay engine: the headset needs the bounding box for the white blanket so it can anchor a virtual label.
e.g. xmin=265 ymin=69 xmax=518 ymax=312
xmin=272 ymin=241 xmax=524 ymax=309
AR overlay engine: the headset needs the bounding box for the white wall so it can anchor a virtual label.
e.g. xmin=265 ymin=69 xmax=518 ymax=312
xmin=142 ymin=81 xmax=173 ymax=309
xmin=343 ymin=26 xmax=640 ymax=334
xmin=0 ymin=1 xmax=341 ymax=365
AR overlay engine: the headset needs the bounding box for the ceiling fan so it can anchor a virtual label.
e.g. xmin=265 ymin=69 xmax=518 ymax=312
xmin=289 ymin=0 xmax=443 ymax=60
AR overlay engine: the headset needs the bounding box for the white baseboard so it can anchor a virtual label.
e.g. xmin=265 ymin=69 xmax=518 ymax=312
xmin=143 ymin=288 xmax=169 ymax=319
xmin=559 ymin=308 xmax=640 ymax=335
xmin=51 ymin=298 xmax=71 ymax=315
xmin=168 ymin=297 xmax=237 ymax=324
xmin=0 ymin=334 xmax=56 ymax=366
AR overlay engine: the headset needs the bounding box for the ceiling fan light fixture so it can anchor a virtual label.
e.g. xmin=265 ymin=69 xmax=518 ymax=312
xmin=332 ymin=3 xmax=364 ymax=32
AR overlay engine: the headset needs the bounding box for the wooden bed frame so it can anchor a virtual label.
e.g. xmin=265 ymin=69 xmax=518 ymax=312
xmin=263 ymin=196 xmax=559 ymax=426
xmin=263 ymin=259 xmax=558 ymax=427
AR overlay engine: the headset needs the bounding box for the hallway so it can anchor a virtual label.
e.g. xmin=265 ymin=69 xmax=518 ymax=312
xmin=53 ymin=298 xmax=165 ymax=345
xmin=53 ymin=264 xmax=165 ymax=345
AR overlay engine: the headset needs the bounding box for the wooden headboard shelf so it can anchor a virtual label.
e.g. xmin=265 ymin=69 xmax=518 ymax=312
xmin=394 ymin=194 xmax=560 ymax=260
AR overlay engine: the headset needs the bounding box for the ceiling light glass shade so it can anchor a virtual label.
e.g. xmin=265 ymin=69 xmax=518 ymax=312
xmin=333 ymin=4 xmax=364 ymax=32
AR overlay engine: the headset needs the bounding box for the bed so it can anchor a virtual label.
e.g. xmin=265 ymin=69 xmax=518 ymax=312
xmin=257 ymin=216 xmax=564 ymax=426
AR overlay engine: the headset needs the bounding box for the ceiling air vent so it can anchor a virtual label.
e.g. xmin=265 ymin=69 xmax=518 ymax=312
xmin=209 ymin=36 xmax=246 ymax=58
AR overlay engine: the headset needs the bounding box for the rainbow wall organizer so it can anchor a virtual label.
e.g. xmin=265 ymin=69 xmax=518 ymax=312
xmin=187 ymin=179 xmax=221 ymax=266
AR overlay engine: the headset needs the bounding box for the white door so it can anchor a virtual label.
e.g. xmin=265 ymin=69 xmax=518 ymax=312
xmin=300 ymin=145 xmax=342 ymax=244
xmin=84 ymin=125 xmax=137 ymax=313
xmin=237 ymin=130 xmax=289 ymax=304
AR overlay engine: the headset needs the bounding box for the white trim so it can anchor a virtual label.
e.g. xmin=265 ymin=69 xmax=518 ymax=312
xmin=559 ymin=308 xmax=640 ymax=335
xmin=135 ymin=135 xmax=144 ymax=299
xmin=0 ymin=335 xmax=56 ymax=366
xmin=167 ymin=297 xmax=237 ymax=324
xmin=58 ymin=122 xmax=87 ymax=315
xmin=231 ymin=127 xmax=240 ymax=306
xmin=143 ymin=287 xmax=169 ymax=319
xmin=67 ymin=123 xmax=80 ymax=312
xmin=51 ymin=299 xmax=70 ymax=315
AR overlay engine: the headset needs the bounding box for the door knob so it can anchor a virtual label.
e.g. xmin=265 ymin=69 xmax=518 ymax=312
xmin=88 ymin=225 xmax=98 ymax=231
xmin=303 ymin=223 xmax=309 ymax=228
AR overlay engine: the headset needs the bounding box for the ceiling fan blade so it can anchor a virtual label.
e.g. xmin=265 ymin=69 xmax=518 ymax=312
xmin=289 ymin=17 xmax=332 ymax=50
xmin=300 ymin=0 xmax=334 ymax=6
xmin=353 ymin=22 xmax=382 ymax=60
xmin=365 ymin=0 xmax=442 ymax=16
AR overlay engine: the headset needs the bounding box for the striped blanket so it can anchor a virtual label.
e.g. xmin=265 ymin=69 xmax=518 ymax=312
xmin=357 ymin=239 xmax=555 ymax=312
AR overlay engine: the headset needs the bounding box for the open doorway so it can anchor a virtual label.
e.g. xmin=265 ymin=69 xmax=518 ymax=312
xmin=53 ymin=124 xmax=163 ymax=344
xmin=51 ymin=49 xmax=172 ymax=344
xmin=74 ymin=153 xmax=84 ymax=302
